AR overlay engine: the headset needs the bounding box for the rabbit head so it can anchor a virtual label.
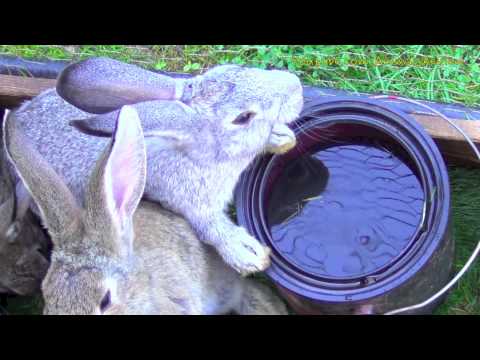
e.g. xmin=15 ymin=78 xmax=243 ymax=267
xmin=181 ymin=64 xmax=303 ymax=158
xmin=4 ymin=106 xmax=146 ymax=314
xmin=185 ymin=64 xmax=303 ymax=125
xmin=0 ymin=109 xmax=50 ymax=296
xmin=59 ymin=58 xmax=303 ymax=161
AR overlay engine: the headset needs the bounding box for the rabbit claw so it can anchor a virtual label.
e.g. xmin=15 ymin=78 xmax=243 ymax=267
xmin=220 ymin=232 xmax=272 ymax=276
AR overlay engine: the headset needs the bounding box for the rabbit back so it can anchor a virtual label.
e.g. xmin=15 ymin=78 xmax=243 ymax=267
xmin=132 ymin=200 xmax=243 ymax=315
xmin=11 ymin=89 xmax=108 ymax=209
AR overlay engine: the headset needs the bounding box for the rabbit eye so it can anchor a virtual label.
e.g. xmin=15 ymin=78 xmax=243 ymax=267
xmin=232 ymin=111 xmax=255 ymax=125
xmin=100 ymin=290 xmax=111 ymax=313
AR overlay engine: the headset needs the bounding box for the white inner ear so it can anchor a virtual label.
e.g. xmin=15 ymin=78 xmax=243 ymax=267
xmin=104 ymin=157 xmax=123 ymax=228
xmin=103 ymin=106 xmax=145 ymax=231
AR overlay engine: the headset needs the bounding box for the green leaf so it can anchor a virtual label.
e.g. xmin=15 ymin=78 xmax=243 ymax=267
xmin=154 ymin=61 xmax=167 ymax=70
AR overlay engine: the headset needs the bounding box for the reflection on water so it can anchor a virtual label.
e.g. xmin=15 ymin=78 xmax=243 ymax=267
xmin=267 ymin=139 xmax=425 ymax=278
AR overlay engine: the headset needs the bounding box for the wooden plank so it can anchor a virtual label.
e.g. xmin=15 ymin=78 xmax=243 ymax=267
xmin=412 ymin=113 xmax=480 ymax=143
xmin=0 ymin=74 xmax=56 ymax=108
xmin=0 ymin=74 xmax=479 ymax=165
xmin=410 ymin=114 xmax=480 ymax=166
xmin=432 ymin=138 xmax=479 ymax=167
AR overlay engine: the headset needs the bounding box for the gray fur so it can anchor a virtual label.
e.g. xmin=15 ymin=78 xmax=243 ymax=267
xmin=4 ymin=106 xmax=288 ymax=315
xmin=57 ymin=57 xmax=183 ymax=114
xmin=0 ymin=110 xmax=49 ymax=296
xmin=9 ymin=61 xmax=304 ymax=275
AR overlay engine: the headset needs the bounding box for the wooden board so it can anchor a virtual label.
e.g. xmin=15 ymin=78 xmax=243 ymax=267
xmin=0 ymin=74 xmax=479 ymax=165
xmin=0 ymin=74 xmax=56 ymax=108
xmin=409 ymin=114 xmax=480 ymax=166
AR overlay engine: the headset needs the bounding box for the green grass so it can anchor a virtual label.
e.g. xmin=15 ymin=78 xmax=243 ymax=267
xmin=436 ymin=167 xmax=480 ymax=315
xmin=2 ymin=295 xmax=43 ymax=315
xmin=1 ymin=45 xmax=479 ymax=315
xmin=1 ymin=45 xmax=478 ymax=106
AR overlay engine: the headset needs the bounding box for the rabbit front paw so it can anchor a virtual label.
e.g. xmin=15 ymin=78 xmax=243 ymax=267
xmin=266 ymin=124 xmax=296 ymax=154
xmin=220 ymin=232 xmax=272 ymax=276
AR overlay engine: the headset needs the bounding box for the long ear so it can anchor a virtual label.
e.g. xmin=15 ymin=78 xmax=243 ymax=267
xmin=0 ymin=109 xmax=15 ymax=233
xmin=3 ymin=110 xmax=81 ymax=238
xmin=84 ymin=106 xmax=146 ymax=258
xmin=2 ymin=182 xmax=34 ymax=242
xmin=1 ymin=110 xmax=35 ymax=240
xmin=70 ymin=100 xmax=194 ymax=151
xmin=0 ymin=109 xmax=14 ymax=205
xmin=57 ymin=57 xmax=185 ymax=114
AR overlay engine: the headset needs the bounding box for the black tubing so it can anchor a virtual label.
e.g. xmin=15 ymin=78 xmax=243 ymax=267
xmin=0 ymin=55 xmax=193 ymax=79
xmin=303 ymin=86 xmax=480 ymax=122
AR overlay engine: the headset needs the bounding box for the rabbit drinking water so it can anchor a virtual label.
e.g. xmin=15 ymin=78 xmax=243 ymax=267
xmin=9 ymin=57 xmax=304 ymax=276
xmin=3 ymin=105 xmax=288 ymax=315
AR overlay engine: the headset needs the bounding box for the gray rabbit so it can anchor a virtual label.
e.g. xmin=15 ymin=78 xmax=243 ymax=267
xmin=4 ymin=105 xmax=288 ymax=315
xmin=0 ymin=110 xmax=50 ymax=296
xmin=8 ymin=57 xmax=303 ymax=275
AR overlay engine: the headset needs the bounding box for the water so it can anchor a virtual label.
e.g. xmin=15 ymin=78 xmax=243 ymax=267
xmin=267 ymin=138 xmax=425 ymax=279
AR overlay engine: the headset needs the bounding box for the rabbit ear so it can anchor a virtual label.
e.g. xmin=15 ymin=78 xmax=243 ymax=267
xmin=3 ymin=110 xmax=81 ymax=239
xmin=1 ymin=182 xmax=33 ymax=243
xmin=57 ymin=57 xmax=185 ymax=114
xmin=13 ymin=182 xmax=33 ymax=223
xmin=0 ymin=109 xmax=16 ymax=234
xmin=84 ymin=106 xmax=146 ymax=258
xmin=0 ymin=109 xmax=14 ymax=205
xmin=70 ymin=100 xmax=193 ymax=151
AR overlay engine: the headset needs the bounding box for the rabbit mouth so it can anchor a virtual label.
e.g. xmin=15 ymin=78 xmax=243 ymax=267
xmin=267 ymin=124 xmax=297 ymax=154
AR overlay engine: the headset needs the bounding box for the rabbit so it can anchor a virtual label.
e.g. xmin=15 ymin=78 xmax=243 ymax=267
xmin=3 ymin=105 xmax=288 ymax=315
xmin=8 ymin=57 xmax=303 ymax=276
xmin=0 ymin=109 xmax=50 ymax=296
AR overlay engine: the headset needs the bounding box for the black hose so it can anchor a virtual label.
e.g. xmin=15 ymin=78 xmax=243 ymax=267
xmin=302 ymin=86 xmax=480 ymax=121
xmin=0 ymin=55 xmax=193 ymax=79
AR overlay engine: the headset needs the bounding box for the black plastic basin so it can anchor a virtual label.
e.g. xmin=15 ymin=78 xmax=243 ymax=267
xmin=235 ymin=97 xmax=454 ymax=315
